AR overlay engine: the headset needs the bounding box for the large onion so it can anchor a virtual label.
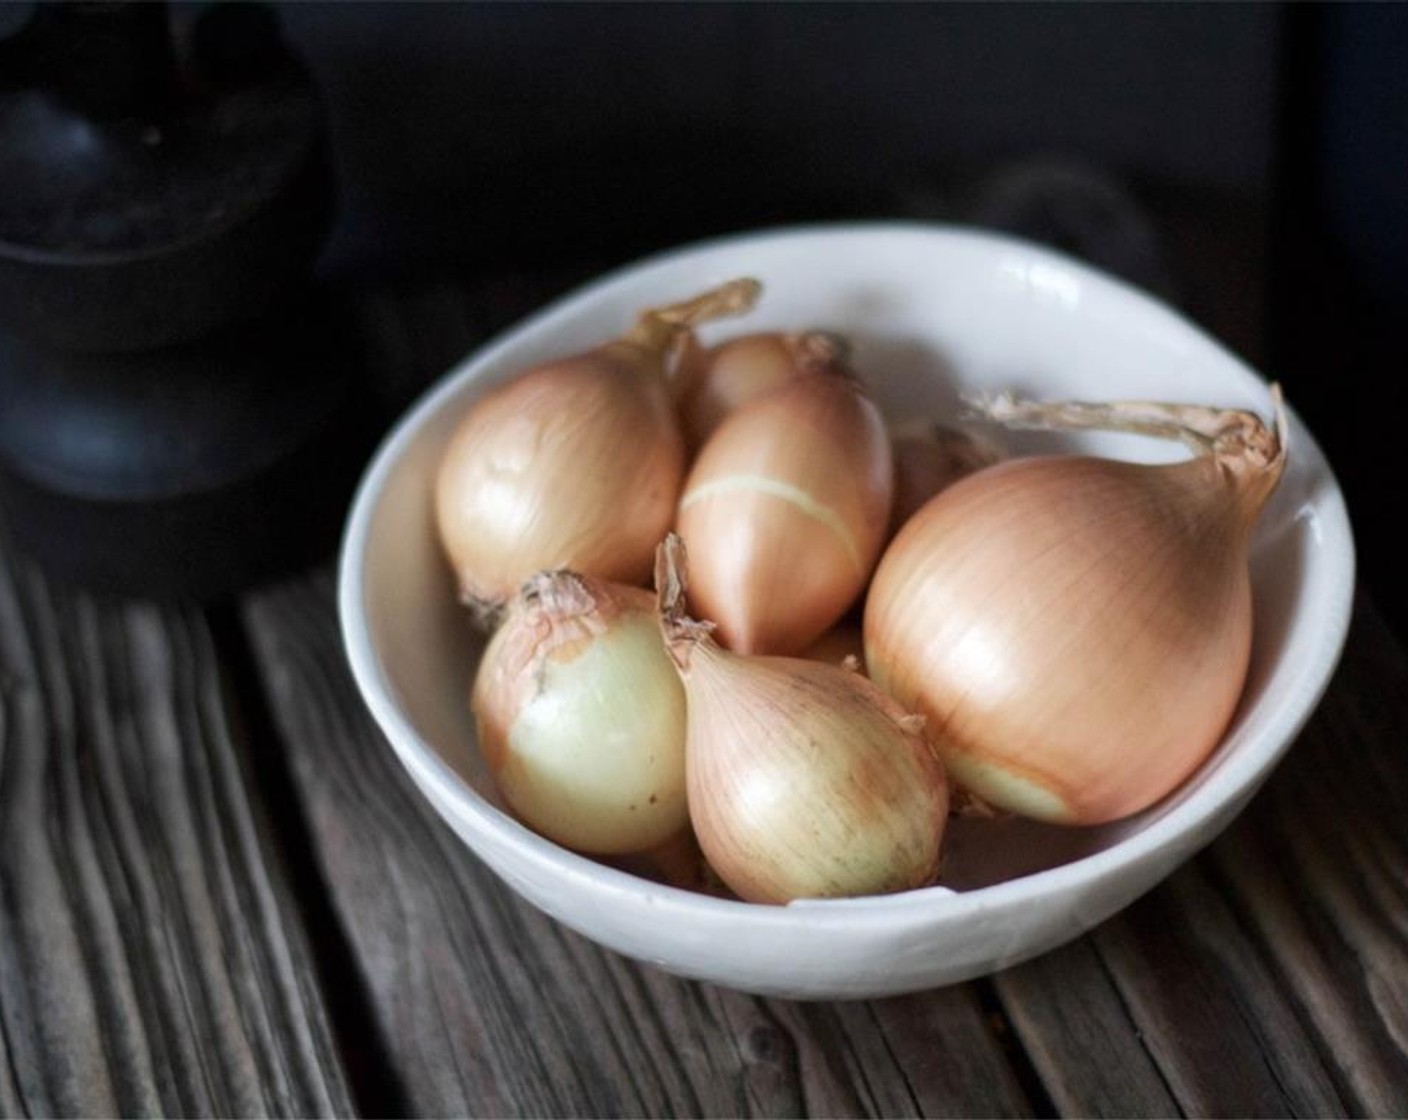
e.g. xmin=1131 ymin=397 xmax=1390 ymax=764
xmin=864 ymin=391 xmax=1288 ymax=825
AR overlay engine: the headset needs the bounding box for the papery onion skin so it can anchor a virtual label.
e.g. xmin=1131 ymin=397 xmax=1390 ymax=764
xmin=436 ymin=279 xmax=759 ymax=623
xmin=473 ymin=572 xmax=688 ymax=855
xmin=677 ymin=363 xmax=893 ymax=655
xmin=865 ymin=414 xmax=1284 ymax=826
xmin=680 ymin=649 xmax=949 ymax=904
xmin=656 ymin=533 xmax=948 ymax=905
xmin=437 ymin=347 xmax=683 ymax=618
xmin=674 ymin=331 xmax=847 ymax=452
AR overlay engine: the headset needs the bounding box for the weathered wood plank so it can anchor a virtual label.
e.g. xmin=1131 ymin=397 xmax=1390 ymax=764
xmin=1090 ymin=863 xmax=1342 ymax=1116
xmin=242 ymin=570 xmax=1034 ymax=1118
xmin=0 ymin=535 xmax=354 ymax=1117
xmin=1205 ymin=598 xmax=1408 ymax=1116
xmin=997 ymin=596 xmax=1408 ymax=1118
xmin=996 ymin=938 xmax=1181 ymax=1119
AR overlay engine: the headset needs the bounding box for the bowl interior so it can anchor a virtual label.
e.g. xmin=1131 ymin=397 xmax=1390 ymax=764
xmin=345 ymin=222 xmax=1353 ymax=907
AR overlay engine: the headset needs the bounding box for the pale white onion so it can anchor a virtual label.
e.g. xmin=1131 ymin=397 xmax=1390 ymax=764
xmin=473 ymin=571 xmax=688 ymax=854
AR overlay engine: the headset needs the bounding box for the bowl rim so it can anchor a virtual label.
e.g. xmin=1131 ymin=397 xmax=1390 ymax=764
xmin=338 ymin=218 xmax=1357 ymax=931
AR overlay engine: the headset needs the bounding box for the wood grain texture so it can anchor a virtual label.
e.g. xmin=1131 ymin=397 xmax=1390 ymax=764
xmin=996 ymin=596 xmax=1408 ymax=1119
xmin=995 ymin=938 xmax=1181 ymax=1119
xmin=0 ymin=536 xmax=354 ymax=1117
xmin=242 ymin=570 xmax=1034 ymax=1117
xmin=1205 ymin=597 xmax=1408 ymax=1116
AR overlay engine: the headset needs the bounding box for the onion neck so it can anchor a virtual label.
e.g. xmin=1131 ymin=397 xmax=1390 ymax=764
xmin=501 ymin=572 xmax=618 ymax=670
xmin=786 ymin=330 xmax=855 ymax=377
xmin=974 ymin=384 xmax=1289 ymax=523
xmin=1215 ymin=386 xmax=1289 ymax=521
xmin=654 ymin=532 xmax=716 ymax=673
xmin=622 ymin=276 xmax=762 ymax=358
xmin=518 ymin=570 xmax=642 ymax=636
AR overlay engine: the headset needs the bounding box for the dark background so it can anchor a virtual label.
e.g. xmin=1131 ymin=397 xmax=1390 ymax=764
xmin=3 ymin=2 xmax=1405 ymax=628
xmin=278 ymin=1 xmax=1406 ymax=631
xmin=267 ymin=3 xmax=1280 ymax=275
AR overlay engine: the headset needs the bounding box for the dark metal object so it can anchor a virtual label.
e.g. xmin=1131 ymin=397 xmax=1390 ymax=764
xmin=0 ymin=1 xmax=355 ymax=600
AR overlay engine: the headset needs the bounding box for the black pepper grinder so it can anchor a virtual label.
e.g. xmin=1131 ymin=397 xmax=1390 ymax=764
xmin=0 ymin=1 xmax=362 ymax=600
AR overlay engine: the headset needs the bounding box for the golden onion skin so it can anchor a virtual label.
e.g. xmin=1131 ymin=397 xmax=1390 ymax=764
xmin=675 ymin=331 xmax=841 ymax=452
xmin=654 ymin=530 xmax=948 ymax=904
xmin=436 ymin=341 xmax=685 ymax=616
xmin=676 ymin=645 xmax=948 ymax=904
xmin=436 ymin=278 xmax=759 ymax=623
xmin=864 ymin=454 xmax=1258 ymax=825
xmin=677 ymin=369 xmax=893 ymax=656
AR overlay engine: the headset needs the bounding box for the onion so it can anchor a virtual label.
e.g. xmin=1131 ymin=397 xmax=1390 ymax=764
xmin=655 ymin=535 xmax=948 ymax=904
xmin=674 ymin=330 xmax=849 ymax=451
xmin=676 ymin=348 xmax=893 ymax=654
xmin=436 ymin=278 xmax=760 ymax=624
xmin=864 ymin=390 xmax=1288 ymax=825
xmin=472 ymin=570 xmax=688 ymax=854
xmin=888 ymin=421 xmax=1003 ymax=537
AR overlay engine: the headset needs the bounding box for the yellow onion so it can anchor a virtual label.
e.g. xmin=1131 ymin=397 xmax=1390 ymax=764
xmin=472 ymin=570 xmax=688 ymax=854
xmin=865 ymin=390 xmax=1288 ymax=826
xmin=655 ymin=535 xmax=948 ymax=903
xmin=675 ymin=349 xmax=893 ymax=654
xmin=674 ymin=330 xmax=849 ymax=451
xmin=888 ymin=421 xmax=1003 ymax=537
xmin=436 ymin=278 xmax=760 ymax=623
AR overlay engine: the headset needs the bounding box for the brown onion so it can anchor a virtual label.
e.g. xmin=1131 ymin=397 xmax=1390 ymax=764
xmin=676 ymin=349 xmax=893 ymax=654
xmin=436 ymin=278 xmax=759 ymax=624
xmin=674 ymin=330 xmax=849 ymax=451
xmin=888 ymin=421 xmax=1003 ymax=537
xmin=864 ymin=390 xmax=1288 ymax=825
xmin=656 ymin=535 xmax=948 ymax=903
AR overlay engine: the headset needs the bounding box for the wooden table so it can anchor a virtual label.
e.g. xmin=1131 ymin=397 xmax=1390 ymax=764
xmin=2 ymin=276 xmax=1406 ymax=1119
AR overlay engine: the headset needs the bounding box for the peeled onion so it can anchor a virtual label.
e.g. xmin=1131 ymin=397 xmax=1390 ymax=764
xmin=436 ymin=278 xmax=759 ymax=623
xmin=864 ymin=391 xmax=1288 ymax=825
xmin=472 ymin=570 xmax=688 ymax=854
xmin=676 ymin=351 xmax=893 ymax=654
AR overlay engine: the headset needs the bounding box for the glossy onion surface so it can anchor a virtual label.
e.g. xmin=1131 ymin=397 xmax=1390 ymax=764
xmin=677 ymin=371 xmax=892 ymax=655
xmin=865 ymin=455 xmax=1257 ymax=825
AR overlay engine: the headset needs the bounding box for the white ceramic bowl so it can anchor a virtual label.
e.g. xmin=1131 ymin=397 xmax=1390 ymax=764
xmin=339 ymin=222 xmax=1354 ymax=999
